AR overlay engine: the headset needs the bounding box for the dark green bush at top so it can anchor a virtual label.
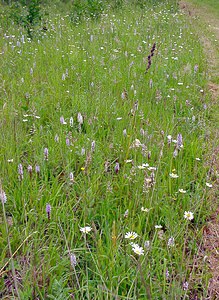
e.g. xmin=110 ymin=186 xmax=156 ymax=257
xmin=9 ymin=0 xmax=41 ymax=37
xmin=70 ymin=0 xmax=104 ymax=24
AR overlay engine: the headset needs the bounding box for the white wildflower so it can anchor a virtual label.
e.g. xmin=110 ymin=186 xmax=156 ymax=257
xmin=125 ymin=232 xmax=138 ymax=240
xmin=80 ymin=226 xmax=92 ymax=234
xmin=184 ymin=211 xmax=194 ymax=221
xmin=169 ymin=173 xmax=179 ymax=178
xmin=132 ymin=244 xmax=144 ymax=256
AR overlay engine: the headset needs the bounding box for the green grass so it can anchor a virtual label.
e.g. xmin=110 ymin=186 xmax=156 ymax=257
xmin=0 ymin=1 xmax=215 ymax=299
xmin=188 ymin=0 xmax=219 ymax=17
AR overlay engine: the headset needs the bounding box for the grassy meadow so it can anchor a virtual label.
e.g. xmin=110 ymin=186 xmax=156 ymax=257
xmin=0 ymin=0 xmax=216 ymax=299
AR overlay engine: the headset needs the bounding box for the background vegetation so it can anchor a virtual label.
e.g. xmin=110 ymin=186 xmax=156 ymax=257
xmin=0 ymin=0 xmax=216 ymax=299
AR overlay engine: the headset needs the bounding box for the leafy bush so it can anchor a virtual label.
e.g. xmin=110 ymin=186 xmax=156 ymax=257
xmin=9 ymin=0 xmax=42 ymax=37
xmin=70 ymin=0 xmax=104 ymax=24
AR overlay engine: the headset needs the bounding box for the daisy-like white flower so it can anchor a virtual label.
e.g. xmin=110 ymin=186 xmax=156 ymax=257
xmin=184 ymin=211 xmax=194 ymax=221
xmin=179 ymin=189 xmax=187 ymax=193
xmin=132 ymin=244 xmax=144 ymax=256
xmin=155 ymin=225 xmax=163 ymax=229
xmin=206 ymin=183 xmax=213 ymax=188
xmin=138 ymin=165 xmax=147 ymax=170
xmin=195 ymin=157 xmax=201 ymax=161
xmin=125 ymin=159 xmax=133 ymax=163
xmin=169 ymin=173 xmax=179 ymax=178
xmin=148 ymin=166 xmax=156 ymax=171
xmin=125 ymin=231 xmax=138 ymax=240
xmin=141 ymin=207 xmax=151 ymax=212
xmin=80 ymin=226 xmax=92 ymax=234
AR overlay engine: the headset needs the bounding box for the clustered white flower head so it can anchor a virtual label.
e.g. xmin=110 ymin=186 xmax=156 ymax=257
xmin=184 ymin=211 xmax=194 ymax=221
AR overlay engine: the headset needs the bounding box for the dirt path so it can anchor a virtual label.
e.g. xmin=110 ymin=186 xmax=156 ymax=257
xmin=179 ymin=1 xmax=219 ymax=299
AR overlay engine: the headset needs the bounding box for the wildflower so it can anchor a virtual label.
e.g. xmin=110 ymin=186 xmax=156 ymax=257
xmin=60 ymin=116 xmax=67 ymax=124
xmin=66 ymin=138 xmax=70 ymax=146
xmin=167 ymin=134 xmax=172 ymax=145
xmin=80 ymin=226 xmax=92 ymax=234
xmin=141 ymin=207 xmax=151 ymax=212
xmin=155 ymin=225 xmax=163 ymax=229
xmin=91 ymin=140 xmax=96 ymax=152
xmin=179 ymin=189 xmax=186 ymax=193
xmin=121 ymin=89 xmax=128 ymax=100
xmin=125 ymin=232 xmax=138 ymax=240
xmin=132 ymin=244 xmax=144 ymax=256
xmin=177 ymin=133 xmax=183 ymax=148
xmin=206 ymin=183 xmax=213 ymax=188
xmin=115 ymin=162 xmax=120 ymax=174
xmin=70 ymin=117 xmax=74 ymax=127
xmin=0 ymin=190 xmax=7 ymax=204
xmin=44 ymin=148 xmax=48 ymax=160
xmin=138 ymin=165 xmax=147 ymax=170
xmin=27 ymin=165 xmax=33 ymax=178
xmin=18 ymin=163 xmax=23 ymax=181
xmin=144 ymin=240 xmax=150 ymax=249
xmin=169 ymin=173 xmax=179 ymax=178
xmin=148 ymin=166 xmax=156 ymax=171
xmin=35 ymin=165 xmax=40 ymax=174
xmin=55 ymin=134 xmax=59 ymax=142
xmin=173 ymin=148 xmax=178 ymax=158
xmin=184 ymin=211 xmax=194 ymax=221
xmin=123 ymin=129 xmax=127 ymax=137
xmin=145 ymin=42 xmax=156 ymax=73
xmin=125 ymin=159 xmax=133 ymax=164
xmin=46 ymin=203 xmax=51 ymax=220
xmin=140 ymin=128 xmax=145 ymax=136
xmin=81 ymin=148 xmax=85 ymax=155
xmin=69 ymin=172 xmax=74 ymax=183
xmin=124 ymin=209 xmax=129 ymax=218
xmin=167 ymin=237 xmax=175 ymax=247
xmin=195 ymin=157 xmax=201 ymax=161
xmin=194 ymin=64 xmax=198 ymax=72
xmin=182 ymin=281 xmax=189 ymax=290
xmin=130 ymin=139 xmax=141 ymax=148
xmin=70 ymin=253 xmax=77 ymax=267
xmin=77 ymin=112 xmax=83 ymax=125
